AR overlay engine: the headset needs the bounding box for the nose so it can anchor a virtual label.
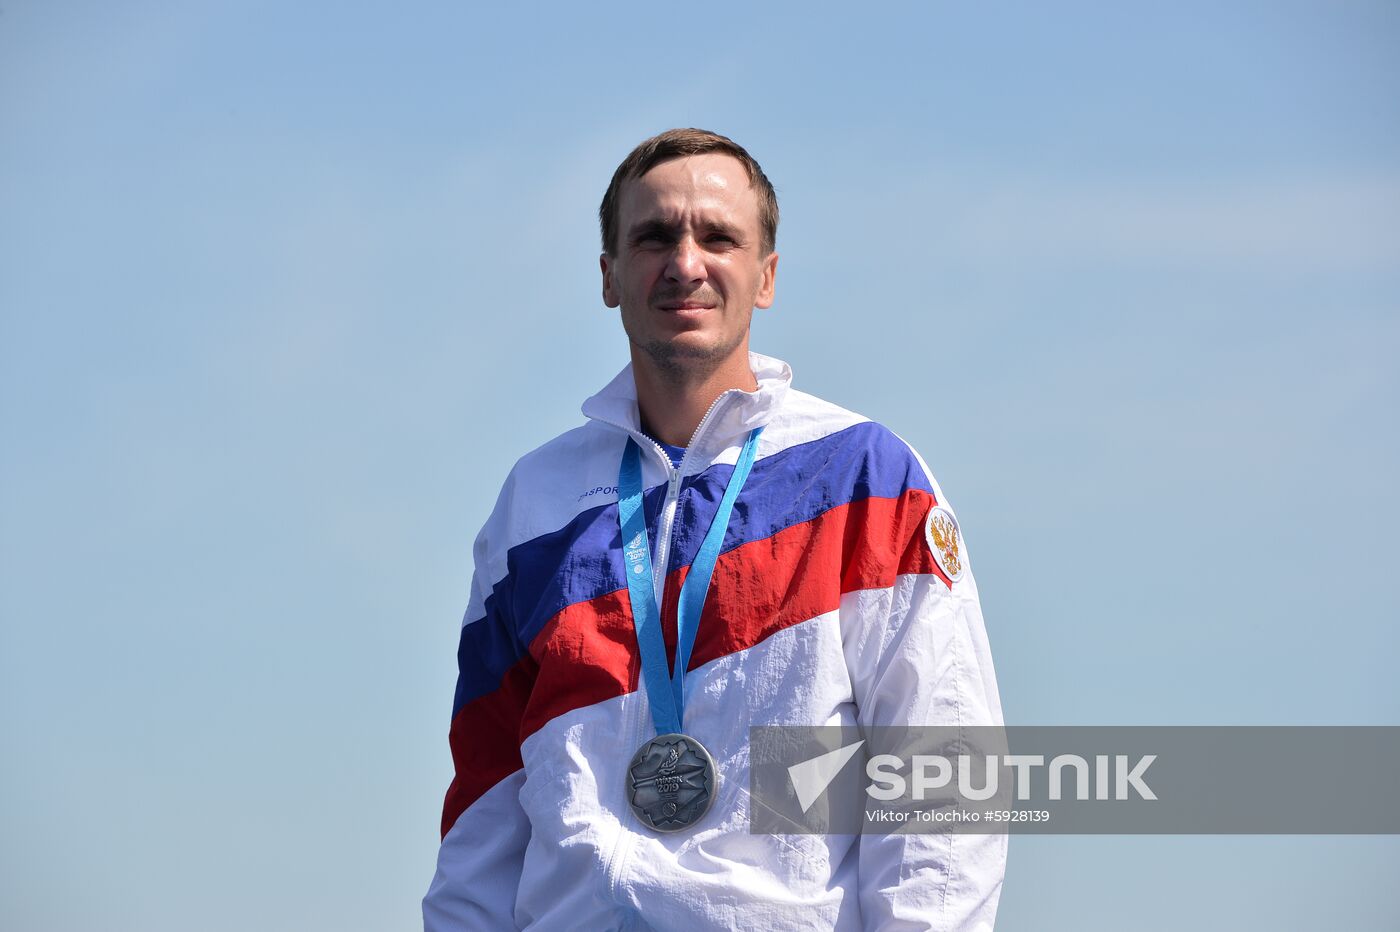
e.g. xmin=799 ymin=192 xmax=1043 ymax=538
xmin=664 ymin=235 xmax=707 ymax=285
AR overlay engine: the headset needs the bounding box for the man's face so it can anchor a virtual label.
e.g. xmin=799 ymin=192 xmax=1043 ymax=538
xmin=601 ymin=153 xmax=778 ymax=376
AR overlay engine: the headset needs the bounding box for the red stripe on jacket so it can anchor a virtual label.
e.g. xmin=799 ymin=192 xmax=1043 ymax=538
xmin=439 ymin=487 xmax=941 ymax=838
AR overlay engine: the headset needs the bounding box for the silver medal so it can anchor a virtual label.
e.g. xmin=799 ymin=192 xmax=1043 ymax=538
xmin=626 ymin=733 xmax=717 ymax=832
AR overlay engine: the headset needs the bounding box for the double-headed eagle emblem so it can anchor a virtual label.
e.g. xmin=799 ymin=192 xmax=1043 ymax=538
xmin=926 ymin=508 xmax=963 ymax=581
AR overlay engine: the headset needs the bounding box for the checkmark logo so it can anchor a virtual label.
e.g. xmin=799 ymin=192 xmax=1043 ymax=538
xmin=787 ymin=739 xmax=865 ymax=813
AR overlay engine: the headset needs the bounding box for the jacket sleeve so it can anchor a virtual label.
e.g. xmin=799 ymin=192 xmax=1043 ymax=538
xmin=842 ymin=456 xmax=1007 ymax=931
xmin=423 ymin=478 xmax=533 ymax=930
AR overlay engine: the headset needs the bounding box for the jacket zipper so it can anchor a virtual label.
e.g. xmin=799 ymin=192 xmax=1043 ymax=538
xmin=645 ymin=390 xmax=736 ymax=612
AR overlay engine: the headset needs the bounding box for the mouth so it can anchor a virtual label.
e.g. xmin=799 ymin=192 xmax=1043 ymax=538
xmin=656 ymin=302 xmax=716 ymax=312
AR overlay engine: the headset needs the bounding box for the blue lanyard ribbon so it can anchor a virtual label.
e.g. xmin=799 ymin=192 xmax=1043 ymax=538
xmin=617 ymin=428 xmax=763 ymax=737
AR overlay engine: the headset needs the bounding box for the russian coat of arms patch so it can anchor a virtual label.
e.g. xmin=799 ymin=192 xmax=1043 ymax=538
xmin=924 ymin=505 xmax=965 ymax=582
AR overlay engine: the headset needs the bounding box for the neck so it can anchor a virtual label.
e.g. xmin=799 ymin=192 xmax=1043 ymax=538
xmin=631 ymin=346 xmax=758 ymax=447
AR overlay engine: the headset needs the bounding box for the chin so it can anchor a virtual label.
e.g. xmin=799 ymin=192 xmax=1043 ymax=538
xmin=641 ymin=334 xmax=744 ymax=373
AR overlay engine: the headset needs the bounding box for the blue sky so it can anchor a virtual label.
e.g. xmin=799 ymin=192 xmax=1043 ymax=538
xmin=2 ymin=2 xmax=1397 ymax=929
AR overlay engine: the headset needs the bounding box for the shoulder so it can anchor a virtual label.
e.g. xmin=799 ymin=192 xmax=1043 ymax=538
xmin=774 ymin=393 xmax=976 ymax=586
xmin=759 ymin=387 xmax=868 ymax=452
xmin=480 ymin=420 xmax=623 ymax=554
xmin=508 ymin=421 xmax=611 ymax=482
xmin=764 ymin=389 xmax=940 ymax=497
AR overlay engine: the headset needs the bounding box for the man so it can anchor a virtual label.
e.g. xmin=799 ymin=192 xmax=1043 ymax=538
xmin=424 ymin=129 xmax=1006 ymax=930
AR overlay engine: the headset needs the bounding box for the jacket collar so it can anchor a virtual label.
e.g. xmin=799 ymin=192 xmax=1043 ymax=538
xmin=581 ymin=351 xmax=793 ymax=451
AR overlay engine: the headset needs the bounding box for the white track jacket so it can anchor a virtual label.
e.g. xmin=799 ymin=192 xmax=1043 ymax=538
xmin=424 ymin=353 xmax=1006 ymax=930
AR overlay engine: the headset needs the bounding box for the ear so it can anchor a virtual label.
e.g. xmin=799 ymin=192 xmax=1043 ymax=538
xmin=754 ymin=251 xmax=779 ymax=309
xmin=600 ymin=253 xmax=620 ymax=308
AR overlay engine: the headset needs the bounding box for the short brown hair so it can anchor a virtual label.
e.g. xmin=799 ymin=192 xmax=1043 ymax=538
xmin=599 ymin=128 xmax=779 ymax=257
